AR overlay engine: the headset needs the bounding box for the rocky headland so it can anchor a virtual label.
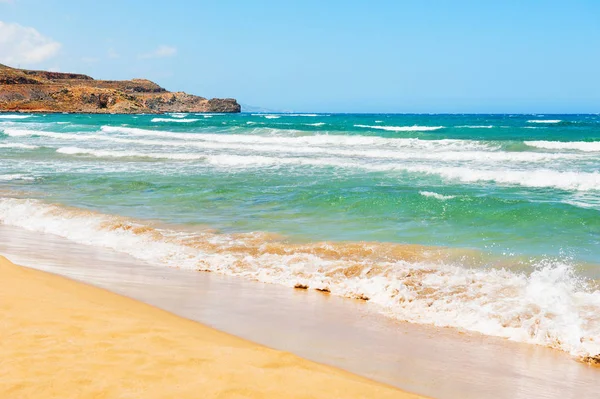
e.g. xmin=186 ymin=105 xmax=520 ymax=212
xmin=0 ymin=64 xmax=240 ymax=114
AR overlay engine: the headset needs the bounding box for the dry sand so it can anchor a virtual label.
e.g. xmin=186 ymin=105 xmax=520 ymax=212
xmin=0 ymin=256 xmax=422 ymax=399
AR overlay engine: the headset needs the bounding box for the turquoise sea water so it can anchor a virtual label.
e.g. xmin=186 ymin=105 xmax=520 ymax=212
xmin=1 ymin=112 xmax=599 ymax=358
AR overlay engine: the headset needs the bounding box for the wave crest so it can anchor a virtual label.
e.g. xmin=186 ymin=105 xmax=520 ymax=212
xmin=525 ymin=140 xmax=600 ymax=152
xmin=0 ymin=115 xmax=33 ymax=119
xmin=0 ymin=143 xmax=40 ymax=149
xmin=355 ymin=124 xmax=444 ymax=132
xmin=151 ymin=118 xmax=200 ymax=123
xmin=527 ymin=120 xmax=562 ymax=124
xmin=56 ymin=147 xmax=204 ymax=160
xmin=419 ymin=191 xmax=456 ymax=200
xmin=0 ymin=196 xmax=598 ymax=359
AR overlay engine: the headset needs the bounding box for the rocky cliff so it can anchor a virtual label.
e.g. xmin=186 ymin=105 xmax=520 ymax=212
xmin=0 ymin=64 xmax=240 ymax=114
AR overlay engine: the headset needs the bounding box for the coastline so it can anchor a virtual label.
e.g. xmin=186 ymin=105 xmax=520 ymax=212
xmin=0 ymin=194 xmax=597 ymax=360
xmin=0 ymin=110 xmax=222 ymax=115
xmin=0 ymin=255 xmax=420 ymax=398
xmin=0 ymin=64 xmax=241 ymax=114
xmin=2 ymin=224 xmax=599 ymax=399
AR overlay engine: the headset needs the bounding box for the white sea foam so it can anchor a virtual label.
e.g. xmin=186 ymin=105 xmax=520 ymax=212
xmin=419 ymin=191 xmax=456 ymax=200
xmin=5 ymin=128 xmax=584 ymax=170
xmin=198 ymin=146 xmax=575 ymax=163
xmin=355 ymin=124 xmax=444 ymax=132
xmin=203 ymin=155 xmax=600 ymax=191
xmin=525 ymin=140 xmax=600 ymax=152
xmin=251 ymin=114 xmax=322 ymax=118
xmin=306 ymin=122 xmax=326 ymax=127
xmin=151 ymin=118 xmax=200 ymax=123
xmin=562 ymin=200 xmax=597 ymax=210
xmin=4 ymin=129 xmax=122 ymax=143
xmin=7 ymin=127 xmax=597 ymax=191
xmin=114 ymin=137 xmax=511 ymax=162
xmin=407 ymin=166 xmax=600 ymax=192
xmin=0 ymin=115 xmax=32 ymax=119
xmin=527 ymin=120 xmax=562 ymax=124
xmin=565 ymin=192 xmax=600 ymax=209
xmin=0 ymin=174 xmax=35 ymax=181
xmin=23 ymin=146 xmax=600 ymax=193
xmin=169 ymin=113 xmax=188 ymax=118
xmin=99 ymin=126 xmax=491 ymax=151
xmin=56 ymin=147 xmax=205 ymax=160
xmin=456 ymin=125 xmax=494 ymax=129
xmin=0 ymin=143 xmax=40 ymax=149
xmin=0 ymin=196 xmax=598 ymax=359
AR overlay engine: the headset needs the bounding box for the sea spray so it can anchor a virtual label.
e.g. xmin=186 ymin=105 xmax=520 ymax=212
xmin=0 ymin=197 xmax=598 ymax=359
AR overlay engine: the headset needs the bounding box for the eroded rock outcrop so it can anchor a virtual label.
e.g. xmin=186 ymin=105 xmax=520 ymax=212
xmin=0 ymin=64 xmax=240 ymax=114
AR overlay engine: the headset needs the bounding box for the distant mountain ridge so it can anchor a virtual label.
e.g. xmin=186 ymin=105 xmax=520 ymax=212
xmin=0 ymin=64 xmax=240 ymax=114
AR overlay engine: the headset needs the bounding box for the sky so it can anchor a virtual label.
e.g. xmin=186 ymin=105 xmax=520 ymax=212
xmin=1 ymin=0 xmax=599 ymax=113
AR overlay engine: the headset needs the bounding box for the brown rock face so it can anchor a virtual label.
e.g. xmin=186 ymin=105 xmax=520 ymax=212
xmin=0 ymin=64 xmax=240 ymax=114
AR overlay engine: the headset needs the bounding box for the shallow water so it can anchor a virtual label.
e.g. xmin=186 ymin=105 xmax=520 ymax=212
xmin=1 ymin=112 xmax=599 ymax=359
xmin=1 ymin=224 xmax=598 ymax=399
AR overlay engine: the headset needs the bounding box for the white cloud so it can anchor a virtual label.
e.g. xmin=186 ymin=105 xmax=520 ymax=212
xmin=0 ymin=21 xmax=61 ymax=66
xmin=107 ymin=47 xmax=119 ymax=59
xmin=139 ymin=45 xmax=177 ymax=59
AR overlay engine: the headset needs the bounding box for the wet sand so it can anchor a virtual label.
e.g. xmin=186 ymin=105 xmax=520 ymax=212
xmin=1 ymin=224 xmax=598 ymax=399
xmin=0 ymin=255 xmax=420 ymax=398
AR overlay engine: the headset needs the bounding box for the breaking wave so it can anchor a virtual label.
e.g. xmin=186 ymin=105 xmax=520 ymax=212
xmin=5 ymin=127 xmax=599 ymax=191
xmin=0 ymin=143 xmax=40 ymax=149
xmin=525 ymin=140 xmax=600 ymax=152
xmin=98 ymin=126 xmax=490 ymax=150
xmin=0 ymin=174 xmax=35 ymax=181
xmin=527 ymin=120 xmax=562 ymax=124
xmin=0 ymin=115 xmax=33 ymax=119
xmin=203 ymin=155 xmax=600 ymax=191
xmin=151 ymin=118 xmax=200 ymax=123
xmin=0 ymin=196 xmax=597 ymax=360
xmin=56 ymin=147 xmax=205 ymax=160
xmin=419 ymin=191 xmax=457 ymax=200
xmin=355 ymin=124 xmax=445 ymax=132
xmin=6 ymin=127 xmax=493 ymax=154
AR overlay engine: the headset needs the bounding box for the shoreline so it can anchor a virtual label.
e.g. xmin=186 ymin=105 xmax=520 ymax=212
xmin=0 ymin=195 xmax=598 ymax=361
xmin=0 ymin=255 xmax=420 ymax=398
xmin=2 ymin=223 xmax=599 ymax=399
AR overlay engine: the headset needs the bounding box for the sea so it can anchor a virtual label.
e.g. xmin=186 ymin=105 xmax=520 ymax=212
xmin=0 ymin=112 xmax=598 ymax=360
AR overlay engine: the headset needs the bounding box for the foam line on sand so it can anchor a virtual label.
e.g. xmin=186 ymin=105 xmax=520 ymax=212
xmin=0 ymin=255 xmax=421 ymax=399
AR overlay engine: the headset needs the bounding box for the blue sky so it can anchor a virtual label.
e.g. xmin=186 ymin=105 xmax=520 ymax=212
xmin=1 ymin=0 xmax=599 ymax=113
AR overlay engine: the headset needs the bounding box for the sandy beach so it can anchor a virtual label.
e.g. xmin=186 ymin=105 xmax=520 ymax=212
xmin=2 ymin=2 xmax=600 ymax=398
xmin=0 ymin=255 xmax=421 ymax=399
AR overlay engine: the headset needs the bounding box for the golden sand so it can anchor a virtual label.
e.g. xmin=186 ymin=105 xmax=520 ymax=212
xmin=0 ymin=256 xmax=422 ymax=399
